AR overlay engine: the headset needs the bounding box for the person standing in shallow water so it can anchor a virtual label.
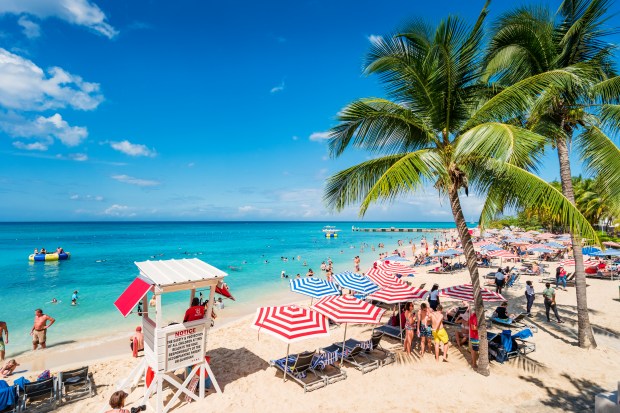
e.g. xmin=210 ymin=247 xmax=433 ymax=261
xmin=0 ymin=321 xmax=8 ymax=361
xmin=31 ymin=309 xmax=55 ymax=350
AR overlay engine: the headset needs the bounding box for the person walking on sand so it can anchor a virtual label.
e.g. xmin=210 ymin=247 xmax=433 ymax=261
xmin=0 ymin=321 xmax=8 ymax=361
xmin=542 ymin=283 xmax=564 ymax=323
xmin=525 ymin=280 xmax=535 ymax=317
xmin=31 ymin=309 xmax=55 ymax=350
xmin=430 ymin=304 xmax=450 ymax=362
xmin=494 ymin=267 xmax=506 ymax=294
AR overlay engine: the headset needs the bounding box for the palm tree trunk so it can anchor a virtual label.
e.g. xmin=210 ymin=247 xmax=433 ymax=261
xmin=556 ymin=138 xmax=597 ymax=349
xmin=447 ymin=185 xmax=490 ymax=376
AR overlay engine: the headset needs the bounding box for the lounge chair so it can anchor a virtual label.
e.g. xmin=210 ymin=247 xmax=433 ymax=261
xmin=310 ymin=351 xmax=347 ymax=384
xmin=443 ymin=306 xmax=468 ymax=326
xmin=487 ymin=329 xmax=536 ymax=361
xmin=374 ymin=323 xmax=403 ymax=341
xmin=19 ymin=377 xmax=56 ymax=413
xmin=270 ymin=351 xmax=326 ymax=393
xmin=491 ymin=313 xmax=538 ymax=332
xmin=339 ymin=332 xmax=395 ymax=366
xmin=320 ymin=344 xmax=380 ymax=374
xmin=542 ymin=273 xmax=574 ymax=285
xmin=0 ymin=383 xmax=19 ymax=413
xmin=57 ymin=366 xmax=94 ymax=402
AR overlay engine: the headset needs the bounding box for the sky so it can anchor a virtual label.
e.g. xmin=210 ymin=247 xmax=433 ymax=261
xmin=0 ymin=0 xmax=617 ymax=222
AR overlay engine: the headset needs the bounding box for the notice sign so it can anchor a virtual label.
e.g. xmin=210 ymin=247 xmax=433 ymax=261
xmin=166 ymin=325 xmax=205 ymax=371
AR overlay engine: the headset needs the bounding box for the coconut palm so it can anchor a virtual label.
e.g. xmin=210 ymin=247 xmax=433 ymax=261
xmin=323 ymin=4 xmax=598 ymax=376
xmin=480 ymin=0 xmax=620 ymax=348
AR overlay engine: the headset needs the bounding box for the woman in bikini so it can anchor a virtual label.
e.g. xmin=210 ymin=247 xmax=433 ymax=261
xmin=417 ymin=302 xmax=433 ymax=358
xmin=403 ymin=302 xmax=416 ymax=354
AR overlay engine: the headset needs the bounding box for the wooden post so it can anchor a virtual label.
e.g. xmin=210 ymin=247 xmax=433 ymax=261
xmin=155 ymin=294 xmax=162 ymax=327
xmin=189 ymin=288 xmax=195 ymax=306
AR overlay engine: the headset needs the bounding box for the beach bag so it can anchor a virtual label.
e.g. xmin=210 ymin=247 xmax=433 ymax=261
xmin=37 ymin=370 xmax=50 ymax=381
xmin=389 ymin=313 xmax=399 ymax=326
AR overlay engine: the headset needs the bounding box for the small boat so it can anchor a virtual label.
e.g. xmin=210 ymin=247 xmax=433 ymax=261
xmin=322 ymin=226 xmax=341 ymax=238
xmin=29 ymin=252 xmax=71 ymax=262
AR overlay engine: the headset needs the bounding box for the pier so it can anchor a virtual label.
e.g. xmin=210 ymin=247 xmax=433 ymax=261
xmin=351 ymin=226 xmax=448 ymax=233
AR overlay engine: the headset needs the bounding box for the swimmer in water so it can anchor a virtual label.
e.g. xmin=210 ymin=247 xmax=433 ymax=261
xmin=51 ymin=298 xmax=58 ymax=304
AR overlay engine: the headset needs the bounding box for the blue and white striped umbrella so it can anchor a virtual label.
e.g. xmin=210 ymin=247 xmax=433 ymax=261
xmin=530 ymin=247 xmax=554 ymax=253
xmin=383 ymin=254 xmax=409 ymax=262
xmin=332 ymin=272 xmax=380 ymax=295
xmin=544 ymin=241 xmax=566 ymax=249
xmin=481 ymin=244 xmax=502 ymax=251
xmin=289 ymin=277 xmax=340 ymax=299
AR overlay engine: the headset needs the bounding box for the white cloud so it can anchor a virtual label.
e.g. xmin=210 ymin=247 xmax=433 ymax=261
xmin=68 ymin=152 xmax=88 ymax=161
xmin=0 ymin=0 xmax=118 ymax=38
xmin=0 ymin=112 xmax=88 ymax=146
xmin=270 ymin=81 xmax=285 ymax=94
xmin=0 ymin=48 xmax=103 ymax=111
xmin=112 ymin=174 xmax=160 ymax=187
xmin=109 ymin=140 xmax=156 ymax=157
xmin=368 ymin=34 xmax=383 ymax=45
xmin=70 ymin=194 xmax=103 ymax=201
xmin=12 ymin=141 xmax=47 ymax=151
xmin=309 ymin=131 xmax=331 ymax=141
xmin=237 ymin=205 xmax=273 ymax=216
xmin=18 ymin=16 xmax=40 ymax=38
xmin=103 ymin=204 xmax=136 ymax=217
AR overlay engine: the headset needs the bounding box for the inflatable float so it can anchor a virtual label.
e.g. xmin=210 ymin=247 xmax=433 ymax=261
xmin=29 ymin=252 xmax=71 ymax=262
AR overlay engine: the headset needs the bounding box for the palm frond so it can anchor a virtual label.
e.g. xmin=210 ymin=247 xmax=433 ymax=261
xmin=577 ymin=126 xmax=620 ymax=200
xmin=323 ymin=150 xmax=442 ymax=215
xmin=328 ymin=98 xmax=435 ymax=158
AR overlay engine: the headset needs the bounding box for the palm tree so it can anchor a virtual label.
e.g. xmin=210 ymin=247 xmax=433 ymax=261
xmin=323 ymin=4 xmax=598 ymax=376
xmin=481 ymin=0 xmax=620 ymax=348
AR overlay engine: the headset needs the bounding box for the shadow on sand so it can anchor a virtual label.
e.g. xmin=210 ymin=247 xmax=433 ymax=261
xmin=518 ymin=373 xmax=605 ymax=411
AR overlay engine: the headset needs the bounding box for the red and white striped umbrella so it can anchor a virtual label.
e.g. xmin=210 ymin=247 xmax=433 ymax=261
xmin=439 ymin=284 xmax=505 ymax=302
xmin=559 ymin=258 xmax=600 ymax=267
xmin=251 ymin=305 xmax=330 ymax=382
xmin=312 ymin=295 xmax=385 ymax=324
xmin=251 ymin=305 xmax=329 ymax=343
xmin=367 ymin=283 xmax=427 ymax=304
xmin=312 ymin=295 xmax=385 ymax=364
xmin=379 ymin=261 xmax=416 ymax=276
xmin=536 ymin=233 xmax=556 ymax=240
xmin=487 ymin=250 xmax=519 ymax=258
xmin=365 ymin=265 xmax=403 ymax=287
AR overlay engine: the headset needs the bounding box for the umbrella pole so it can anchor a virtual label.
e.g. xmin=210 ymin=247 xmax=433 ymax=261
xmin=340 ymin=324 xmax=348 ymax=366
xmin=283 ymin=343 xmax=290 ymax=383
xmin=399 ymin=302 xmax=403 ymax=344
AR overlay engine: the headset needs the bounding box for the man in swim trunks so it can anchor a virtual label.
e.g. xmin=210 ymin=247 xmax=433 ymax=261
xmin=430 ymin=304 xmax=450 ymax=362
xmin=31 ymin=309 xmax=55 ymax=350
xmin=0 ymin=321 xmax=8 ymax=361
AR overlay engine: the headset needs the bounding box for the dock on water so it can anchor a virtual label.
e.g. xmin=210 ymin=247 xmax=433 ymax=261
xmin=351 ymin=226 xmax=448 ymax=233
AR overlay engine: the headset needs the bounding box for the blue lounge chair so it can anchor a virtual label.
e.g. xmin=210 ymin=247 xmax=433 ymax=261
xmin=488 ymin=329 xmax=536 ymax=362
xmin=338 ymin=332 xmax=395 ymax=366
xmin=270 ymin=351 xmax=326 ymax=392
xmin=320 ymin=344 xmax=380 ymax=374
xmin=491 ymin=313 xmax=538 ymax=332
xmin=310 ymin=351 xmax=347 ymax=384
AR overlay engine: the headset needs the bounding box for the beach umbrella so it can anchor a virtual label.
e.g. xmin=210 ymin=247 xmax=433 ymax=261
xmin=529 ymin=247 xmax=554 ymax=254
xmin=582 ymin=246 xmax=602 ymax=255
xmin=430 ymin=251 xmax=454 ymax=257
xmin=591 ymin=248 xmax=620 ymax=257
xmin=473 ymin=241 xmax=492 ymax=248
xmin=526 ymin=243 xmax=549 ymax=250
xmin=312 ymin=295 xmax=385 ymax=364
xmin=289 ymin=277 xmax=340 ymax=301
xmin=439 ymin=284 xmax=505 ymax=302
xmin=215 ymin=283 xmax=235 ymax=300
xmin=486 ymin=250 xmax=519 ymax=258
xmin=380 ymin=261 xmax=416 ymax=277
xmin=365 ymin=265 xmax=403 ymax=287
xmin=603 ymin=241 xmax=620 ymax=248
xmin=559 ymin=258 xmax=600 ymax=267
xmin=251 ymin=305 xmax=329 ymax=382
xmin=481 ymin=244 xmax=502 ymax=251
xmin=544 ymin=242 xmax=566 ymax=250
xmin=536 ymin=233 xmax=556 ymax=240
xmin=332 ymin=272 xmax=380 ymax=296
xmin=367 ymin=283 xmax=427 ymax=304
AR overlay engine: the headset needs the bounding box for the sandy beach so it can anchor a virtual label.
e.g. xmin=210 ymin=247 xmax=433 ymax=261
xmin=4 ymin=235 xmax=619 ymax=413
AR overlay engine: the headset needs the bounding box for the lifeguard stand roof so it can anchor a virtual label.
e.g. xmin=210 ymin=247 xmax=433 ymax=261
xmin=114 ymin=258 xmax=228 ymax=317
xmin=135 ymin=258 xmax=228 ymax=287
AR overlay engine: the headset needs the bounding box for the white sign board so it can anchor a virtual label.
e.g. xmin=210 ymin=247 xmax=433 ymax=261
xmin=166 ymin=325 xmax=205 ymax=371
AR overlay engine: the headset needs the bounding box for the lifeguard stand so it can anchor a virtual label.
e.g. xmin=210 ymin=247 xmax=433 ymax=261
xmin=113 ymin=258 xmax=228 ymax=413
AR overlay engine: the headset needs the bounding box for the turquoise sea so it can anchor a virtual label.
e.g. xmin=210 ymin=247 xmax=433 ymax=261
xmin=0 ymin=221 xmax=458 ymax=356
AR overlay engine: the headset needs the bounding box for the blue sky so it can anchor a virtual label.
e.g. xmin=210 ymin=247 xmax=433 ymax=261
xmin=0 ymin=0 xmax=616 ymax=221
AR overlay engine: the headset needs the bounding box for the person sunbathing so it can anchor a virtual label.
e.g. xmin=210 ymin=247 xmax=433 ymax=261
xmin=492 ymin=301 xmax=516 ymax=321
xmin=0 ymin=359 xmax=19 ymax=377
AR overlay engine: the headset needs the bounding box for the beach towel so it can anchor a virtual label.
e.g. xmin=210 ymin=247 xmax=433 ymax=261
xmin=37 ymin=370 xmax=51 ymax=381
xmin=358 ymin=339 xmax=373 ymax=351
xmin=0 ymin=381 xmax=16 ymax=411
xmin=501 ymin=330 xmax=513 ymax=353
xmin=513 ymin=328 xmax=533 ymax=340
xmin=13 ymin=377 xmax=30 ymax=390
xmin=311 ymin=351 xmax=339 ymax=370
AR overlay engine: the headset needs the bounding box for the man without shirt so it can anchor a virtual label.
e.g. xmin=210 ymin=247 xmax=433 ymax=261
xmin=31 ymin=309 xmax=55 ymax=350
xmin=430 ymin=304 xmax=450 ymax=362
